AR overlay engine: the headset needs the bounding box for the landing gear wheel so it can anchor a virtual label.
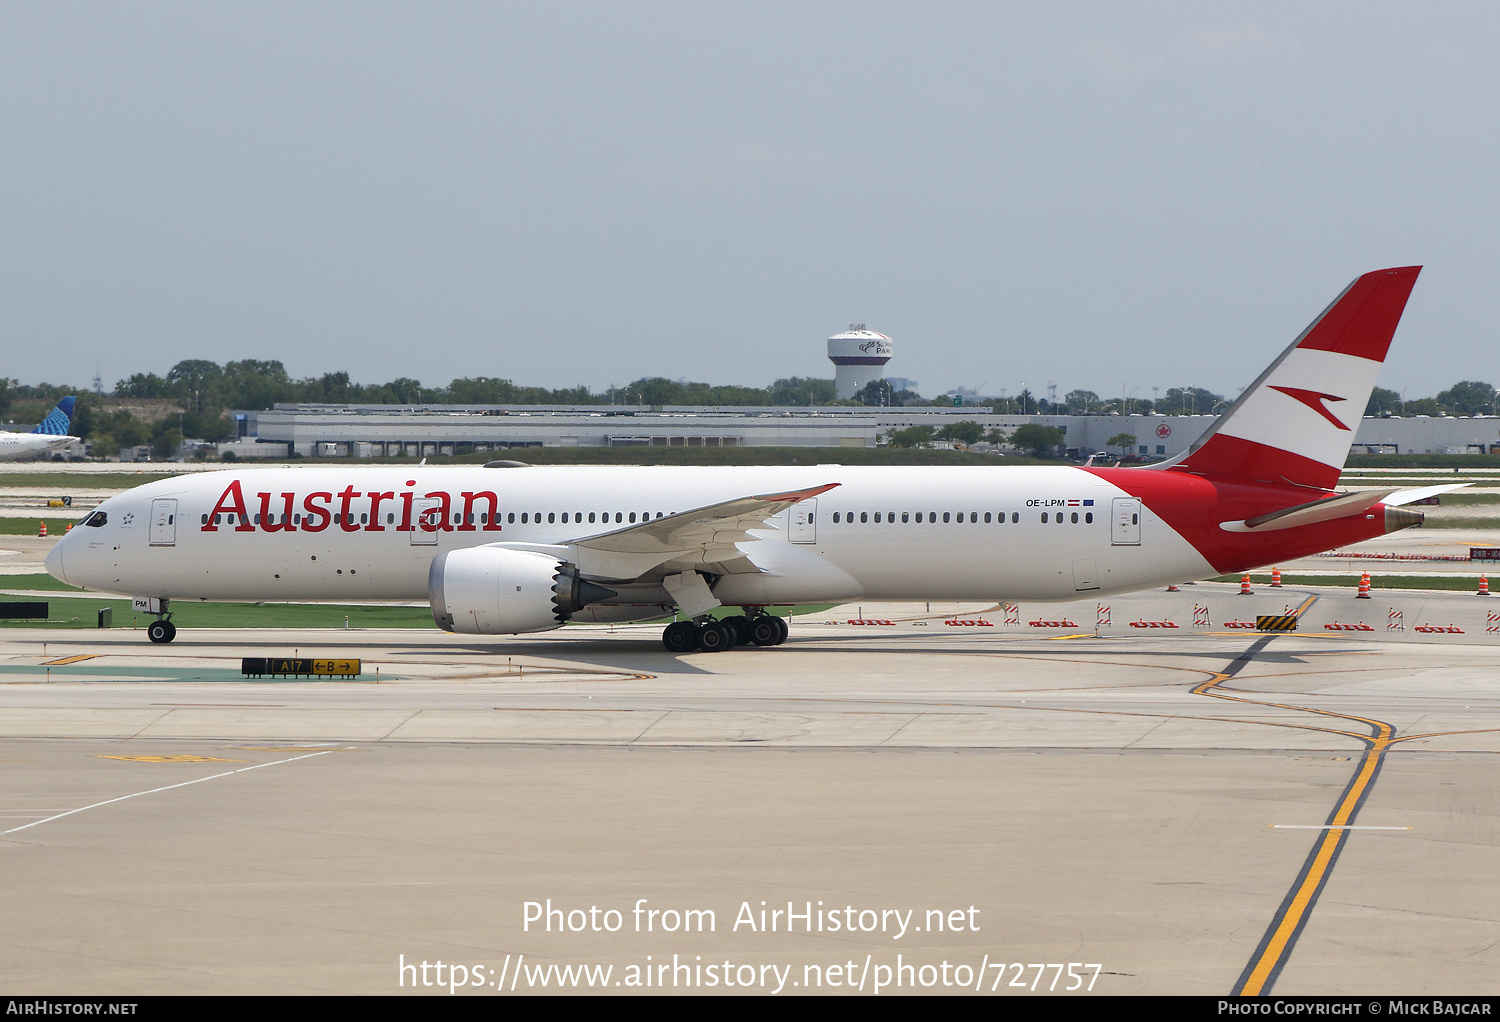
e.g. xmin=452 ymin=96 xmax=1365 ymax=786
xmin=772 ymin=616 xmax=789 ymax=645
xmin=749 ymin=616 xmax=781 ymax=646
xmin=147 ymin=619 xmax=176 ymax=644
xmin=696 ymin=621 xmax=732 ymax=653
xmin=721 ymin=615 xmax=750 ymax=645
xmin=662 ymin=621 xmax=697 ymax=653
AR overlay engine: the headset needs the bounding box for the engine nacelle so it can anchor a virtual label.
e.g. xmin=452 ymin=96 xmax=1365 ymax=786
xmin=429 ymin=547 xmax=616 ymax=635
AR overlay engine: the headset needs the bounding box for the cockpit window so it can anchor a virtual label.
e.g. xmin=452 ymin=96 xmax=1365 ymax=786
xmin=81 ymin=511 xmax=107 ymax=528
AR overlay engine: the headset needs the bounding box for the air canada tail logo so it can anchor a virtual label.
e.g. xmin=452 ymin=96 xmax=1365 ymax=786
xmin=1269 ymin=386 xmax=1351 ymax=430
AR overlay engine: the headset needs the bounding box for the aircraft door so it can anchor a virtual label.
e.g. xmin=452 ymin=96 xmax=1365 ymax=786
xmin=1111 ymin=498 xmax=1141 ymax=546
xmin=149 ymin=499 xmax=177 ymax=547
xmin=410 ymin=497 xmax=442 ymax=545
xmin=789 ymin=498 xmax=817 ymax=544
xmin=1072 ymin=559 xmax=1099 ymax=591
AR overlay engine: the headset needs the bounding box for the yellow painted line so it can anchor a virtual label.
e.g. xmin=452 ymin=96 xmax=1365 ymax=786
xmin=1271 ymin=825 xmax=1409 ymax=830
xmin=40 ymin=655 xmax=97 ymax=666
xmin=1236 ymin=742 xmax=1389 ymax=996
xmin=95 ymin=755 xmax=246 ymax=764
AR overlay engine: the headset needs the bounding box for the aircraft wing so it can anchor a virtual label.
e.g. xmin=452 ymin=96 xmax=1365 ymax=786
xmin=563 ymin=483 xmax=838 ymax=582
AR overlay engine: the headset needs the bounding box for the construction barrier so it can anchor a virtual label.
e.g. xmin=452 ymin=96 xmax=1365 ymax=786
xmin=846 ymin=619 xmax=895 ymax=626
xmin=1192 ymin=605 xmax=1210 ymax=628
xmin=1415 ymin=625 xmax=1464 ymax=634
xmin=945 ymin=619 xmax=994 ymax=627
xmin=1028 ymin=619 xmax=1078 ymax=628
xmin=1096 ymin=604 xmax=1111 ymax=628
xmin=1323 ymin=622 xmax=1374 ymax=631
xmin=1129 ymin=620 xmax=1179 ymax=629
xmin=1255 ymin=615 xmax=1299 ymax=632
xmin=1224 ymin=621 xmax=1257 ymax=629
xmin=1318 ymin=551 xmax=1472 ymax=563
xmin=1487 ymin=612 xmax=1500 ymax=635
xmin=1004 ymin=603 xmax=1020 ymax=627
xmin=1388 ymin=608 xmax=1404 ymax=632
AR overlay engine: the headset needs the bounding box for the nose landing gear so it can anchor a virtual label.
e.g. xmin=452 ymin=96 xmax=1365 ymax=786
xmin=139 ymin=597 xmax=175 ymax=643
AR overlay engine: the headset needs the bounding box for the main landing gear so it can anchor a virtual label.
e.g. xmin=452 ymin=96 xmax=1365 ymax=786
xmin=660 ymin=612 xmax=788 ymax=653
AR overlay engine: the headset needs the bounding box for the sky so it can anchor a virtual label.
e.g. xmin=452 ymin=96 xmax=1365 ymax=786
xmin=1 ymin=3 xmax=1496 ymax=402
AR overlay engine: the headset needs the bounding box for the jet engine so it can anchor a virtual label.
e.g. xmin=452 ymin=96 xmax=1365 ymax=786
xmin=428 ymin=547 xmax=617 ymax=635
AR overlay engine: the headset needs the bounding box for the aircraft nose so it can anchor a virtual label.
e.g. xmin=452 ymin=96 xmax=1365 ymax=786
xmin=45 ymin=537 xmax=67 ymax=585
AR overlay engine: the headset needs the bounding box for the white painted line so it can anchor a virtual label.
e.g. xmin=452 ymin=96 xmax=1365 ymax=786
xmin=1271 ymin=824 xmax=1411 ymax=830
xmin=0 ymin=751 xmax=332 ymax=836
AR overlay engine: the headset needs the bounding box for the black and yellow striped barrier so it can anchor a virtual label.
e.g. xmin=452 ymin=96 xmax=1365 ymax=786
xmin=1255 ymin=615 xmax=1298 ymax=632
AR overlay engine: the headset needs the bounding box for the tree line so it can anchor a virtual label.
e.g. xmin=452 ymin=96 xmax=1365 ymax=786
xmin=1 ymin=363 xmax=1496 ymax=460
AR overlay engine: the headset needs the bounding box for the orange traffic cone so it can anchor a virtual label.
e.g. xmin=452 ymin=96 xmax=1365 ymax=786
xmin=1356 ymin=572 xmax=1371 ymax=599
xmin=1478 ymin=577 xmax=1491 ymax=597
xmin=1270 ymin=567 xmax=1283 ymax=588
xmin=1239 ymin=574 xmax=1252 ymax=595
xmin=1166 ymin=584 xmax=1180 ymax=592
xmin=64 ymin=522 xmax=72 ymax=533
xmin=38 ymin=521 xmax=46 ymax=538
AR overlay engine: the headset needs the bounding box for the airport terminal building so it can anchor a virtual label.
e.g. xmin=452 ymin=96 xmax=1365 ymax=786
xmin=229 ymin=404 xmax=1500 ymax=460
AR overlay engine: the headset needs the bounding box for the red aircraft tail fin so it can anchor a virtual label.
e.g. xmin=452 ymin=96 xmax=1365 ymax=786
xmin=1153 ymin=266 xmax=1421 ymax=491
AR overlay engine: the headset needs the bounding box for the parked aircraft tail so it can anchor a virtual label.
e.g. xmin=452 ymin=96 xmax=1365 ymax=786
xmin=1151 ymin=267 xmax=1421 ymax=491
xmin=31 ymin=396 xmax=76 ymax=436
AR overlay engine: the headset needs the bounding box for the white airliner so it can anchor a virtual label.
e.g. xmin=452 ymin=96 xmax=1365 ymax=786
xmin=0 ymin=397 xmax=79 ymax=461
xmin=47 ymin=267 xmax=1447 ymax=650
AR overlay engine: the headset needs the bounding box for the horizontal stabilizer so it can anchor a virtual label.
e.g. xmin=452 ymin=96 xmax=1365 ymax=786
xmin=1384 ymin=483 xmax=1470 ymax=506
xmin=1220 ymin=482 xmax=1467 ymax=533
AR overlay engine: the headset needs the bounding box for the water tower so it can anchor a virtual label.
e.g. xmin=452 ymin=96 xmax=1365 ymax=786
xmin=827 ymin=325 xmax=893 ymax=400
